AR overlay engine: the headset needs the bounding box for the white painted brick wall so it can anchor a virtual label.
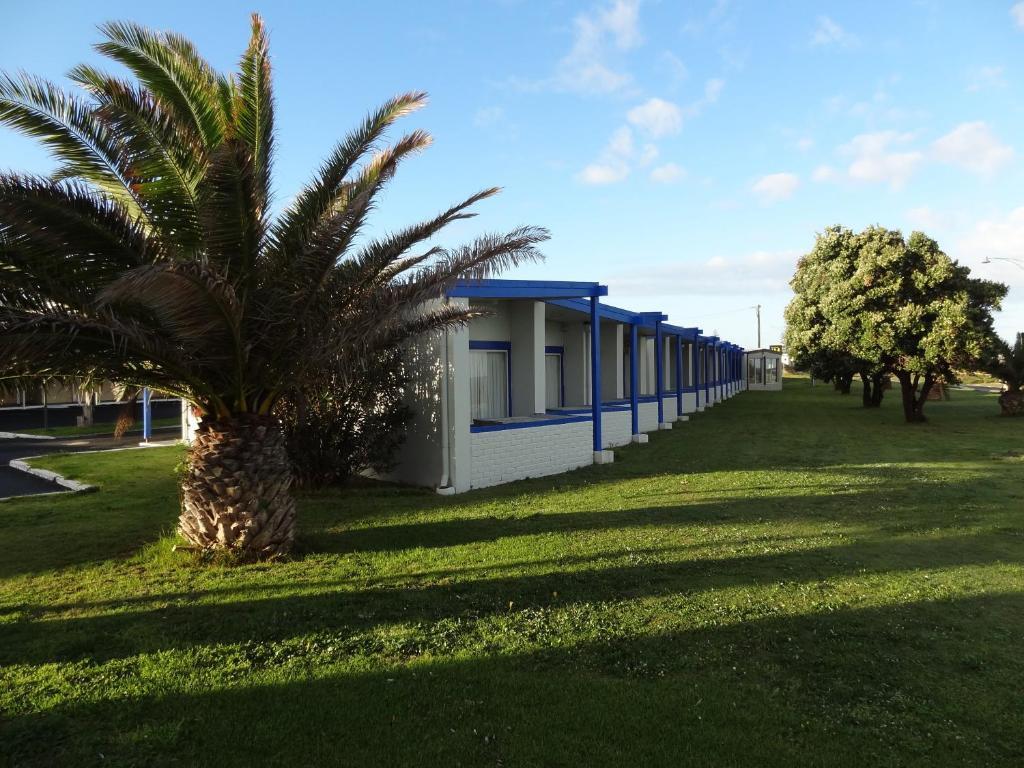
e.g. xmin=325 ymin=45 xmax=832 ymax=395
xmin=470 ymin=419 xmax=594 ymax=489
xmin=601 ymin=409 xmax=631 ymax=448
xmin=639 ymin=401 xmax=659 ymax=432
xmin=662 ymin=395 xmax=680 ymax=421
xmin=682 ymin=392 xmax=697 ymax=414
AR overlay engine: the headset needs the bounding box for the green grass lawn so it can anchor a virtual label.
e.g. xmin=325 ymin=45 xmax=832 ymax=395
xmin=1 ymin=378 xmax=1022 ymax=767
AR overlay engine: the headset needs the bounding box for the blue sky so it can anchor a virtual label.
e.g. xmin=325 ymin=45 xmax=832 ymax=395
xmin=3 ymin=0 xmax=1024 ymax=347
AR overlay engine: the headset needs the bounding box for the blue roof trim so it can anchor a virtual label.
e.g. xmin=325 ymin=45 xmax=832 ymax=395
xmin=662 ymin=323 xmax=702 ymax=340
xmin=469 ymin=340 xmax=511 ymax=351
xmin=450 ymin=279 xmax=608 ymax=299
xmin=549 ymin=403 xmax=631 ymax=415
xmin=547 ymin=299 xmax=667 ymax=328
xmin=471 ymin=414 xmax=591 ymax=432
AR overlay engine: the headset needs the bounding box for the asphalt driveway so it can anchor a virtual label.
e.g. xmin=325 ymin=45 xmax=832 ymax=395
xmin=0 ymin=428 xmax=178 ymax=499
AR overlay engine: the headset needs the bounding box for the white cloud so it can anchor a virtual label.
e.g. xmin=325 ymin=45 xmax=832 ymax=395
xmin=650 ymin=162 xmax=685 ymax=183
xmin=578 ymin=163 xmax=630 ymax=185
xmin=932 ymin=121 xmax=1014 ymax=176
xmin=577 ymin=126 xmax=634 ymax=185
xmin=553 ymin=0 xmax=642 ymax=93
xmin=966 ymin=65 xmax=1006 ymax=92
xmin=1012 ymin=3 xmax=1024 ymax=29
xmin=959 ymin=207 xmax=1024 ymax=290
xmin=638 ymin=143 xmax=659 ymax=165
xmin=473 ymin=106 xmax=504 ymax=128
xmin=810 ymin=16 xmax=858 ymax=47
xmin=960 ymin=207 xmax=1024 ymax=260
xmin=627 ymin=97 xmax=683 ymax=138
xmin=703 ymin=77 xmax=725 ymax=103
xmin=905 ymin=206 xmax=943 ymax=230
xmin=660 ymin=51 xmax=689 ymax=83
xmin=601 ymin=0 xmax=642 ymax=48
xmin=796 ymin=137 xmax=814 ymax=152
xmin=840 ymin=131 xmax=923 ymax=189
xmin=751 ymin=172 xmax=800 ymax=203
xmin=608 ymin=249 xmax=801 ymax=297
xmin=812 ymin=164 xmax=838 ymax=182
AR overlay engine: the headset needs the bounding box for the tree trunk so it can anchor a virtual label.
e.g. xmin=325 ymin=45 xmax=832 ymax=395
xmin=870 ymin=374 xmax=886 ymax=407
xmin=895 ymin=371 xmax=934 ymax=423
xmin=998 ymin=389 xmax=1024 ymax=416
xmin=860 ymin=372 xmax=873 ymax=407
xmin=179 ymin=415 xmax=296 ymax=559
xmin=835 ymin=372 xmax=854 ymax=394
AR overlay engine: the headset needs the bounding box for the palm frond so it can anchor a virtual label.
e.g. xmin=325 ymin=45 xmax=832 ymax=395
xmin=0 ymin=174 xmax=153 ymax=310
xmin=95 ymin=20 xmax=228 ymax=148
xmin=266 ymin=91 xmax=427 ymax=260
xmin=67 ymin=64 xmax=205 ymax=248
xmin=0 ymin=72 xmax=145 ymax=220
xmin=197 ymin=139 xmax=263 ymax=279
xmin=234 ymin=14 xmax=274 ymax=228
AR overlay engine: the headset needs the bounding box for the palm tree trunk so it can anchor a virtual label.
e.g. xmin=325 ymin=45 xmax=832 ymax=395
xmin=179 ymin=415 xmax=296 ymax=558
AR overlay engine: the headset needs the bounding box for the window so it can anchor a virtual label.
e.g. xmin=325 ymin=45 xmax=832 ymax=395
xmin=469 ymin=342 xmax=510 ymax=420
xmin=766 ymin=357 xmax=779 ymax=383
xmin=545 ymin=348 xmax=563 ymax=409
xmin=640 ymin=337 xmax=656 ymax=395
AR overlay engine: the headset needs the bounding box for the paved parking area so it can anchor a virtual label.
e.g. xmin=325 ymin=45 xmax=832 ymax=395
xmin=0 ymin=429 xmax=178 ymax=499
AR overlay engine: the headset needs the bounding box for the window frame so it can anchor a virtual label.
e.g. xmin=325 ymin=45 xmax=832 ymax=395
xmin=469 ymin=340 xmax=512 ymax=419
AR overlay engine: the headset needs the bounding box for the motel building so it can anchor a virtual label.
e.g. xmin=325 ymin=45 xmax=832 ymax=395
xmin=387 ymin=279 xmax=746 ymax=494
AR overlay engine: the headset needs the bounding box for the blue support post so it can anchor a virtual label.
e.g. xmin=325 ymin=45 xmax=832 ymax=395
xmin=675 ymin=335 xmax=683 ymax=418
xmin=654 ymin=320 xmax=664 ymax=425
xmin=589 ymin=296 xmax=602 ymax=453
xmin=717 ymin=345 xmax=722 ymax=400
xmin=703 ymin=343 xmax=710 ymax=403
xmin=692 ymin=341 xmax=700 ymax=409
xmin=630 ymin=323 xmax=639 ymax=436
xmin=142 ymin=387 xmax=152 ymax=442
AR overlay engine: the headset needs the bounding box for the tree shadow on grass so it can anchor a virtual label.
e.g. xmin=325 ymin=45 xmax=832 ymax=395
xmin=4 ymin=592 xmax=1022 ymax=768
xmin=2 ymin=519 xmax=1021 ymax=668
xmin=301 ymin=470 xmax=1009 ymax=556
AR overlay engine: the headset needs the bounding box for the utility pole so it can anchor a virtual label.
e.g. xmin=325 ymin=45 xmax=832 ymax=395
xmin=755 ymin=304 xmax=762 ymax=348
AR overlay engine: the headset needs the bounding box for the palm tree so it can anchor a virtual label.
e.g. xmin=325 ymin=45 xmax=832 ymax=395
xmin=982 ymin=333 xmax=1024 ymax=416
xmin=0 ymin=16 xmax=546 ymax=558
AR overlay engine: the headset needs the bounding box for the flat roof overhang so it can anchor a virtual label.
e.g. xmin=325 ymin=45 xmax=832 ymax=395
xmin=449 ymin=279 xmax=608 ymax=300
xmin=662 ymin=323 xmax=702 ymax=341
xmin=546 ymin=298 xmax=667 ymax=329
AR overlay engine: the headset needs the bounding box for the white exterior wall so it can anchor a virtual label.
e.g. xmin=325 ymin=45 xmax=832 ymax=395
xmin=601 ymin=409 xmax=631 ymax=448
xmin=601 ymin=322 xmax=624 ymax=402
xmin=386 ymin=299 xmax=473 ymax=492
xmin=545 ymin=320 xmax=565 ymax=347
xmin=470 ymin=419 xmax=594 ymax=489
xmin=661 ymin=395 xmax=680 ymax=422
xmin=510 ymin=301 xmax=545 ymax=416
xmin=181 ymin=401 xmax=198 ymax=443
xmin=638 ymin=401 xmax=659 ymax=432
xmin=682 ymin=392 xmax=697 ymax=414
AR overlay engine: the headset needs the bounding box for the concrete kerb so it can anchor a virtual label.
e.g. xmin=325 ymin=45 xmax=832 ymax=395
xmin=2 ymin=439 xmax=180 ymax=502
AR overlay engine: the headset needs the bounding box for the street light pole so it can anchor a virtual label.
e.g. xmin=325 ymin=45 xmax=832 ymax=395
xmin=981 ymin=256 xmax=1024 ymax=271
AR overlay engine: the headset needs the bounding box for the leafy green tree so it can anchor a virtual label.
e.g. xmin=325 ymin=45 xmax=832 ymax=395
xmin=981 ymin=332 xmax=1024 ymax=416
xmin=785 ymin=226 xmax=887 ymax=406
xmin=832 ymin=227 xmax=1006 ymax=422
xmin=276 ymin=348 xmax=413 ymax=488
xmin=0 ymin=16 xmax=546 ymax=558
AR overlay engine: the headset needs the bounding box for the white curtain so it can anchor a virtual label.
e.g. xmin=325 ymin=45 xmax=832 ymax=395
xmin=470 ymin=350 xmax=508 ymax=419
